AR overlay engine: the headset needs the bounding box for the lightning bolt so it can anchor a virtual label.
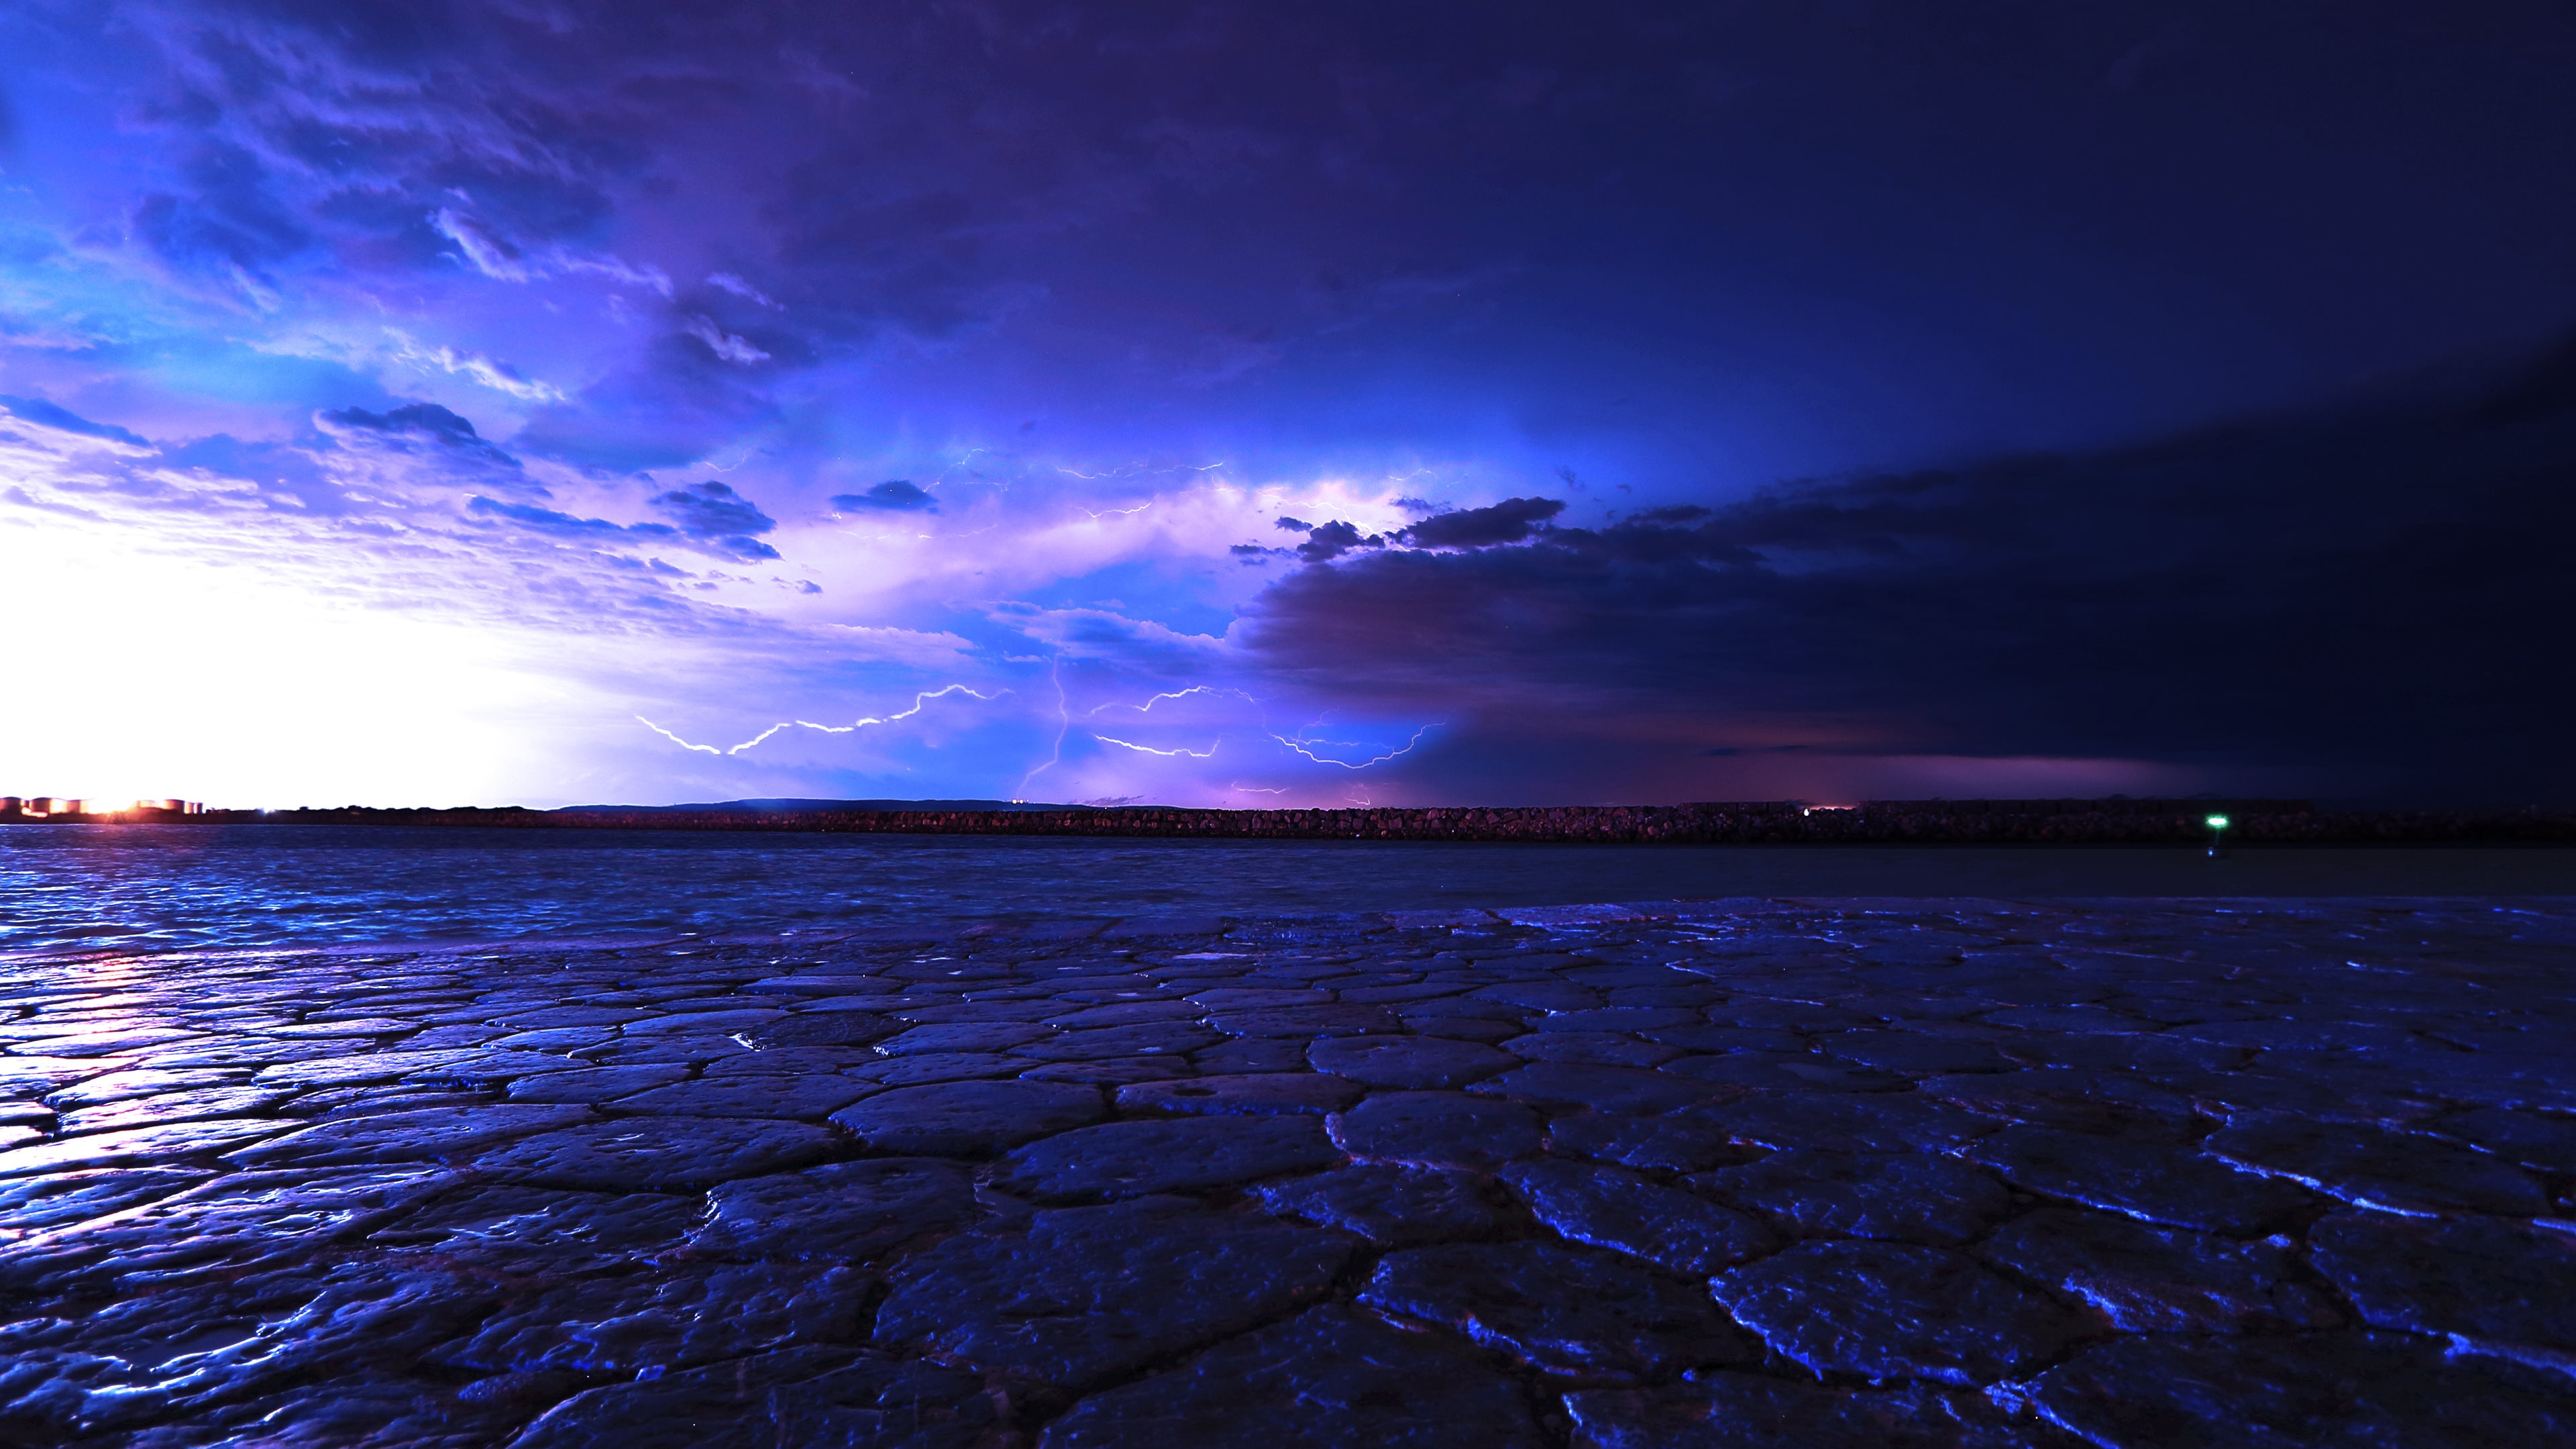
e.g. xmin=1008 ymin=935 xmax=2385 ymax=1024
xmin=1084 ymin=685 xmax=1260 ymax=718
xmin=1077 ymin=501 xmax=1153 ymax=520
xmin=1230 ymin=782 xmax=1290 ymax=794
xmin=1016 ymin=658 xmax=1072 ymax=796
xmin=1271 ymin=722 xmax=1440 ymax=769
xmin=637 ymin=717 xmax=723 ymax=755
xmin=638 ymin=685 xmax=1008 ymax=757
xmin=1094 ymin=735 xmax=1218 ymax=758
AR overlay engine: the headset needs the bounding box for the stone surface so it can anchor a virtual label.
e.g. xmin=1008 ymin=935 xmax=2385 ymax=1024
xmin=828 ymin=1079 xmax=1104 ymax=1154
xmin=1823 ymin=1030 xmax=2016 ymax=1075
xmin=4 ymin=898 xmax=2573 ymax=1445
xmin=443 ymin=1262 xmax=870 ymax=1377
xmin=1039 ymin=1304 xmax=1548 ymax=1448
xmin=1471 ymin=1061 xmax=1718 ymax=1114
xmin=502 ymin=1064 xmax=690 ymax=1102
xmin=1328 ymin=1090 xmax=1543 ymax=1168
xmin=1981 ymin=1208 xmax=2341 ymax=1333
xmin=1503 ymin=1157 xmax=1774 ymax=1273
xmin=1566 ymin=1375 xmax=2060 ymax=1448
xmin=467 ymin=1116 xmax=841 ymax=1190
xmin=1713 ymin=1240 xmax=2091 ymax=1385
xmin=54 ymin=1084 xmax=296 ymax=1135
xmin=873 ymin=1196 xmax=1350 ymax=1389
xmin=1547 ymin=1109 xmax=1755 ymax=1171
xmin=1691 ymin=1148 xmax=2017 ymax=1246
xmin=1921 ymin=1069 xmax=2203 ymax=1138
xmin=2026 ymin=1331 xmax=2576 ymax=1448
xmin=505 ymin=1346 xmax=1007 ymax=1449
xmin=1307 ymin=1034 xmax=1519 ymax=1088
xmin=1666 ymin=1053 xmax=1907 ymax=1093
xmin=1360 ymin=1240 xmax=1754 ymax=1379
xmin=0 ymin=1117 xmax=288 ymax=1176
xmin=692 ymin=1158 xmax=985 ymax=1261
xmin=1254 ymin=1163 xmax=1512 ymax=1245
xmin=2308 ymin=1210 xmax=2576 ymax=1352
xmin=995 ymin=1116 xmax=1343 ymax=1200
xmin=1114 ymin=1072 xmax=1362 ymax=1116
xmin=606 ymin=1075 xmax=875 ymax=1120
xmin=372 ymin=1184 xmax=701 ymax=1254
xmin=0 ymin=1166 xmax=213 ymax=1238
xmin=223 ymin=1104 xmax=593 ymax=1167
xmin=2205 ymin=1112 xmax=2553 ymax=1216
xmin=1968 ymin=1126 xmax=2314 ymax=1233
xmin=1713 ymin=1091 xmax=1996 ymax=1154
xmin=2435 ymin=1104 xmax=2576 ymax=1173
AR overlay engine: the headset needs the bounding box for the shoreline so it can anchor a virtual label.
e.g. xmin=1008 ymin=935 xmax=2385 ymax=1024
xmin=9 ymin=797 xmax=2576 ymax=844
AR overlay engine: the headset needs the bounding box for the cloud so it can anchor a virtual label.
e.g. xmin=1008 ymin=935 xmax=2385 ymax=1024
xmin=649 ymin=480 xmax=780 ymax=560
xmin=468 ymin=494 xmax=676 ymax=543
xmin=1400 ymin=496 xmax=1564 ymax=549
xmin=390 ymin=334 xmax=567 ymax=402
xmin=0 ymin=396 xmax=149 ymax=449
xmin=831 ymin=480 xmax=937 ymax=513
xmin=708 ymin=272 xmax=782 ymax=309
xmin=318 ymin=401 xmax=523 ymax=473
xmin=1293 ymin=519 xmax=1384 ymax=564
xmin=681 ymin=314 xmax=773 ymax=366
xmin=431 ymin=207 xmax=533 ymax=283
xmin=1241 ymin=332 xmax=2576 ymax=805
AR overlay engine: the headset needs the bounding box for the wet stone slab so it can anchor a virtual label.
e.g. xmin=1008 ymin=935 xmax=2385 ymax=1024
xmin=1501 ymin=1157 xmax=1776 ymax=1273
xmin=1037 ymin=1303 xmax=1547 ymax=1448
xmin=1691 ymin=1148 xmax=2019 ymax=1246
xmin=1361 ymin=1238 xmax=1756 ymax=1379
xmin=1566 ymin=1374 xmax=2061 ymax=1448
xmin=1 ymin=896 xmax=2573 ymax=1443
xmin=1979 ymin=1208 xmax=2343 ymax=1334
xmin=1713 ymin=1239 xmax=2092 ymax=1385
xmin=871 ymin=1195 xmax=1351 ymax=1389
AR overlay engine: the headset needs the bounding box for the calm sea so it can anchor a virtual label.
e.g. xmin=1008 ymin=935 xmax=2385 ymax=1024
xmin=3 ymin=824 xmax=2573 ymax=955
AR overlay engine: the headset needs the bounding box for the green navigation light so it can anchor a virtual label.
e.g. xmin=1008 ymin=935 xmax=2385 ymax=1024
xmin=2206 ymin=814 xmax=2230 ymax=830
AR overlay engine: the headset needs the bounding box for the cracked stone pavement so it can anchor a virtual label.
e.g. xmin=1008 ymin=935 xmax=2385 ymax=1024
xmin=3 ymin=897 xmax=2573 ymax=1446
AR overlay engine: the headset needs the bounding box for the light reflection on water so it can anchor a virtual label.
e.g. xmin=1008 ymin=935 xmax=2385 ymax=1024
xmin=4 ymin=824 xmax=2573 ymax=954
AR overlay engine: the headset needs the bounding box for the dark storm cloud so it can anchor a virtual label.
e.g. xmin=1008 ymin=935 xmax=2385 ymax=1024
xmin=468 ymin=496 xmax=674 ymax=544
xmin=462 ymin=480 xmax=777 ymax=563
xmin=0 ymin=396 xmax=147 ymax=447
xmin=647 ymin=480 xmax=778 ymax=561
xmin=55 ymin=0 xmax=2576 ymax=483
xmin=1401 ymin=496 xmax=1564 ymax=549
xmin=830 ymin=480 xmax=936 ymax=513
xmin=1293 ymin=520 xmax=1385 ymax=564
xmin=1242 ymin=335 xmax=2576 ymax=804
xmin=318 ymin=402 xmax=522 ymax=474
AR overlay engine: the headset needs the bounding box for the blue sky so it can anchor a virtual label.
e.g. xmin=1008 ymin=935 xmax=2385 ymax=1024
xmin=3 ymin=2 xmax=2572 ymax=807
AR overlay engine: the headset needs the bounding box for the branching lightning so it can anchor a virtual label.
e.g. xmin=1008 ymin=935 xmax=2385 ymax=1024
xmin=1271 ymin=722 xmax=1440 ymax=769
xmin=637 ymin=684 xmax=1008 ymax=757
xmin=1085 ymin=685 xmax=1260 ymax=718
xmin=1094 ymin=735 xmax=1219 ymax=758
xmin=637 ymin=716 xmax=724 ymax=755
xmin=1016 ymin=657 xmax=1072 ymax=796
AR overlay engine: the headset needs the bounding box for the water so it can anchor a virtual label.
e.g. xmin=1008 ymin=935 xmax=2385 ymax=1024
xmin=3 ymin=824 xmax=2573 ymax=955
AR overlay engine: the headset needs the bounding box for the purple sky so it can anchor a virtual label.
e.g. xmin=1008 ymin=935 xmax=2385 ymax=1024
xmin=4 ymin=2 xmax=2573 ymax=808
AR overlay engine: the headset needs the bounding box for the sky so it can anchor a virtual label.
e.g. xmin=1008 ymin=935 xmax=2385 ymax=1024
xmin=3 ymin=1 xmax=2572 ymax=809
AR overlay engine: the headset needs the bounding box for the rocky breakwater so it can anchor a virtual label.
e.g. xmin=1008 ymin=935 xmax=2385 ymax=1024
xmin=3 ymin=898 xmax=2575 ymax=1444
xmin=174 ymin=795 xmax=2576 ymax=843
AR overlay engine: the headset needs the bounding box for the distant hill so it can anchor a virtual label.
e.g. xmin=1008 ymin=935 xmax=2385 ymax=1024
xmin=553 ymin=798 xmax=1082 ymax=814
